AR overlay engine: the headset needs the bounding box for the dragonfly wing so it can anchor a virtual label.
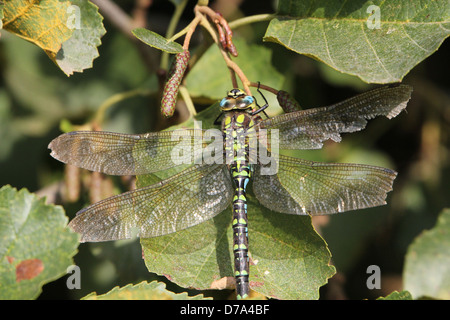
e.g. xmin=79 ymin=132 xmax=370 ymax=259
xmin=48 ymin=130 xmax=209 ymax=175
xmin=258 ymin=84 xmax=412 ymax=149
xmin=253 ymin=155 xmax=397 ymax=215
xmin=68 ymin=164 xmax=233 ymax=242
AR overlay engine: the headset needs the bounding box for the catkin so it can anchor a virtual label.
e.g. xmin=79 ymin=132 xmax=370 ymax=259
xmin=277 ymin=90 xmax=302 ymax=113
xmin=161 ymin=50 xmax=190 ymax=118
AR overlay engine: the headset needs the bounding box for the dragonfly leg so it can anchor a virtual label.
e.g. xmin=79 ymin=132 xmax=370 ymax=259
xmin=251 ymin=82 xmax=269 ymax=118
xmin=214 ymin=112 xmax=224 ymax=125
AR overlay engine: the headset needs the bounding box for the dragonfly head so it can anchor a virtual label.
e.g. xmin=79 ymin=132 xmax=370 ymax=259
xmin=220 ymin=88 xmax=255 ymax=112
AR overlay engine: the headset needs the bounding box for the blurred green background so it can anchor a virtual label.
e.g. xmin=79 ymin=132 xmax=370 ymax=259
xmin=0 ymin=0 xmax=448 ymax=299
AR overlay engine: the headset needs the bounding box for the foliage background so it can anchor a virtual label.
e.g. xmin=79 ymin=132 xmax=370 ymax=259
xmin=0 ymin=0 xmax=449 ymax=299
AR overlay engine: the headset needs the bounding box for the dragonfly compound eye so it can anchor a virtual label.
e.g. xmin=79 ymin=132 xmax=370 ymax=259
xmin=242 ymin=96 xmax=254 ymax=106
xmin=220 ymin=98 xmax=231 ymax=109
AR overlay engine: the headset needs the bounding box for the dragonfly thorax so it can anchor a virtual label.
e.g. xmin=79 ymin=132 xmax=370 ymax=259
xmin=220 ymin=88 xmax=255 ymax=112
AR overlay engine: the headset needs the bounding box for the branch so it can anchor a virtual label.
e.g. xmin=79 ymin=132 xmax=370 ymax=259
xmin=91 ymin=0 xmax=134 ymax=38
xmin=91 ymin=0 xmax=156 ymax=71
xmin=132 ymin=0 xmax=152 ymax=29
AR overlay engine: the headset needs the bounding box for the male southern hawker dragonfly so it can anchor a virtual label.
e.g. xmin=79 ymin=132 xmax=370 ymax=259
xmin=49 ymin=84 xmax=412 ymax=299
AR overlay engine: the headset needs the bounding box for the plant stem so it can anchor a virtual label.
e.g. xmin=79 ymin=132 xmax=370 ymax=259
xmin=197 ymin=11 xmax=250 ymax=94
xmin=91 ymin=0 xmax=133 ymax=38
xmin=161 ymin=0 xmax=189 ymax=69
xmin=228 ymin=14 xmax=275 ymax=29
xmin=179 ymin=86 xmax=197 ymax=117
xmin=166 ymin=0 xmax=189 ymax=40
xmin=183 ymin=15 xmax=202 ymax=50
xmin=94 ymin=88 xmax=152 ymax=127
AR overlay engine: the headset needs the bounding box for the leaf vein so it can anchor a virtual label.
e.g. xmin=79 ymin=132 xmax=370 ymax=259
xmin=360 ymin=21 xmax=394 ymax=80
xmin=401 ymin=24 xmax=431 ymax=53
xmin=320 ymin=20 xmax=336 ymax=69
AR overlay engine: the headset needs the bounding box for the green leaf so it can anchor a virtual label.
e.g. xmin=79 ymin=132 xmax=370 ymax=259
xmin=403 ymin=208 xmax=450 ymax=299
xmin=138 ymin=177 xmax=335 ymax=300
xmin=55 ymin=0 xmax=106 ymax=76
xmin=264 ymin=0 xmax=450 ymax=83
xmin=132 ymin=28 xmax=184 ymax=53
xmin=185 ymin=38 xmax=285 ymax=102
xmin=377 ymin=290 xmax=413 ymax=300
xmin=0 ymin=185 xmax=79 ymax=299
xmin=2 ymin=0 xmax=73 ymax=56
xmin=82 ymin=280 xmax=211 ymax=300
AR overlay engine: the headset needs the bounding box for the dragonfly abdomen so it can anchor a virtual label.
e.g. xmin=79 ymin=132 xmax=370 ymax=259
xmin=231 ymin=162 xmax=251 ymax=300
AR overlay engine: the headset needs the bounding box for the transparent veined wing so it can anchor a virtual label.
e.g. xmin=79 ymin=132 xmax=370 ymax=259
xmin=48 ymin=129 xmax=215 ymax=175
xmin=257 ymin=84 xmax=412 ymax=150
xmin=253 ymin=154 xmax=397 ymax=215
xmin=68 ymin=164 xmax=233 ymax=242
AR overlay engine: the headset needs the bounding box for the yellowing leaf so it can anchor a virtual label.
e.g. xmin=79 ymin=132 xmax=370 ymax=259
xmin=2 ymin=0 xmax=73 ymax=58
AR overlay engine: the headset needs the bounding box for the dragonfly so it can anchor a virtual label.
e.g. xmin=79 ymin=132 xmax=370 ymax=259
xmin=49 ymin=84 xmax=412 ymax=299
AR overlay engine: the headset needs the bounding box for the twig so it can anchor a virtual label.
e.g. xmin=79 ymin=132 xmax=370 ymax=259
xmin=91 ymin=0 xmax=156 ymax=71
xmin=93 ymin=88 xmax=152 ymax=127
xmin=132 ymin=0 xmax=152 ymax=29
xmin=249 ymin=82 xmax=278 ymax=95
xmin=179 ymin=86 xmax=197 ymax=117
xmin=166 ymin=0 xmax=189 ymax=40
xmin=91 ymin=0 xmax=134 ymax=38
xmin=161 ymin=0 xmax=189 ymax=69
xmin=197 ymin=10 xmax=250 ymax=94
xmin=165 ymin=4 xmax=249 ymax=93
xmin=196 ymin=5 xmax=237 ymax=56
xmin=183 ymin=15 xmax=203 ymax=50
xmin=228 ymin=14 xmax=274 ymax=30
